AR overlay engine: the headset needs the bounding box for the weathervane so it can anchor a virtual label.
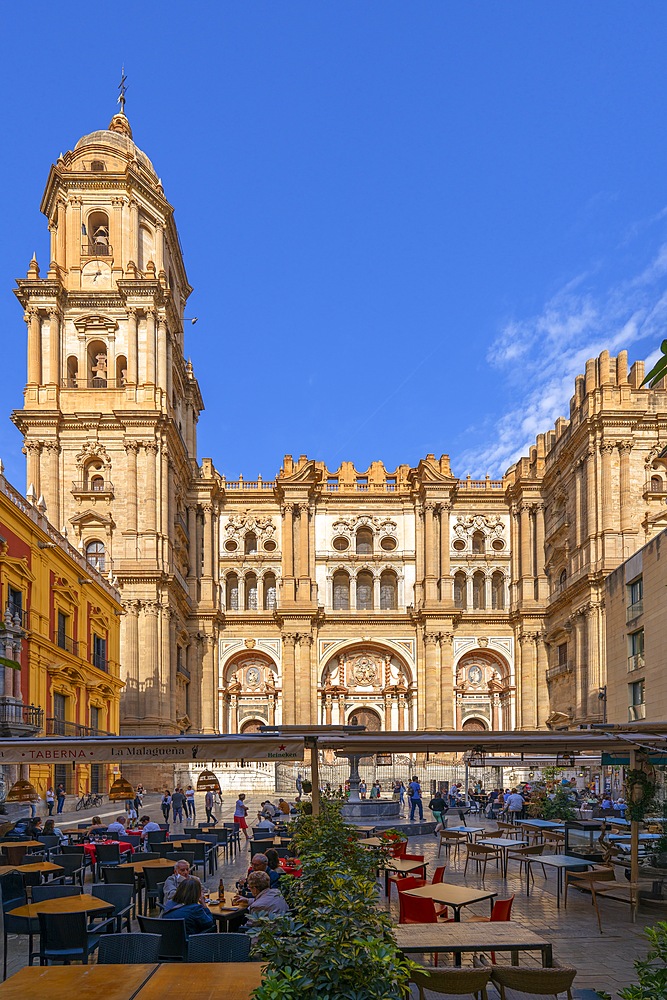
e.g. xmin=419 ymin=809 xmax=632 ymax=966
xmin=117 ymin=66 xmax=128 ymax=114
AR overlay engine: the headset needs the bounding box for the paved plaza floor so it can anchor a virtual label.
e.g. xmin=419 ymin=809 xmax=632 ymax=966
xmin=3 ymin=793 xmax=659 ymax=994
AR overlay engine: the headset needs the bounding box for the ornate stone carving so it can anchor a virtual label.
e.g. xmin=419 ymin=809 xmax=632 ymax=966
xmin=453 ymin=514 xmax=505 ymax=540
xmin=224 ymin=512 xmax=276 ymax=542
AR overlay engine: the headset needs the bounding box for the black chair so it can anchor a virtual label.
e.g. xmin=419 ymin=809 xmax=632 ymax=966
xmin=88 ymin=883 xmax=134 ymax=933
xmin=250 ymin=841 xmax=272 ymax=858
xmin=1 ymin=872 xmax=33 ymax=980
xmin=101 ymin=866 xmax=140 ymax=918
xmin=149 ymin=843 xmax=173 ymax=858
xmin=131 ymin=851 xmax=155 ymax=862
xmin=38 ymin=910 xmax=101 ymax=965
xmin=31 ymin=885 xmax=81 ymax=903
xmin=53 ymin=853 xmax=86 ymax=887
xmin=198 ymin=834 xmax=219 ymax=872
xmin=97 ymin=933 xmax=162 ymax=965
xmin=142 ymin=866 xmax=168 ymax=914
xmin=187 ymin=932 xmax=251 ymax=963
xmin=147 ymin=831 xmax=168 ymax=845
xmin=212 ymin=827 xmax=229 ymax=859
xmin=223 ymin=823 xmax=241 ymax=853
xmin=183 ymin=842 xmax=207 ymax=876
xmin=36 ymin=835 xmax=61 ymax=860
xmin=96 ymin=842 xmax=129 ymax=879
xmin=137 ymin=914 xmax=188 ymax=961
xmin=60 ymin=844 xmax=92 ymax=876
xmin=183 ymin=828 xmax=200 ymax=838
xmin=165 ymin=852 xmax=194 ymax=867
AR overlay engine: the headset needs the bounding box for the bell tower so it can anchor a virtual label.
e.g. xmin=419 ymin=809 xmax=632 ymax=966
xmin=12 ymin=108 xmax=212 ymax=743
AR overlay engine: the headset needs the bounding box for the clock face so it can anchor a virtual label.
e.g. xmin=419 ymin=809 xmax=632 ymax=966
xmin=246 ymin=666 xmax=261 ymax=688
xmin=468 ymin=665 xmax=483 ymax=685
xmin=81 ymin=260 xmax=111 ymax=288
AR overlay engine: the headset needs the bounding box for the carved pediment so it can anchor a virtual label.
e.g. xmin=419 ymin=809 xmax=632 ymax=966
xmin=69 ymin=510 xmax=115 ymax=530
xmin=278 ymin=459 xmax=322 ymax=485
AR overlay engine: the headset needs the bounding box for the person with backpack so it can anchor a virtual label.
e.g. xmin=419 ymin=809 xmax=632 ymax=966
xmin=408 ymin=775 xmax=423 ymax=822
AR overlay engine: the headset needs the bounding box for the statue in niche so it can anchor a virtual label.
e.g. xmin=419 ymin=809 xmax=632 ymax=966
xmin=264 ymin=671 xmax=276 ymax=693
xmin=227 ymin=671 xmax=242 ymax=694
xmin=92 ymin=352 xmax=108 ymax=384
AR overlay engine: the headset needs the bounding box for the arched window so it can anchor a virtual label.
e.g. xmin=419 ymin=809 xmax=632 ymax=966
xmin=84 ymin=459 xmax=105 ymax=491
xmin=85 ymin=540 xmax=105 ymax=573
xmin=138 ymin=224 xmax=154 ymax=272
xmin=454 ymin=571 xmax=467 ymax=609
xmin=356 ymin=528 xmax=373 ymax=555
xmin=116 ymin=354 xmax=127 ymax=387
xmin=558 ymin=568 xmax=567 ymax=592
xmin=491 ymin=571 xmax=505 ymax=610
xmin=87 ymin=339 xmax=108 ymax=387
xmin=86 ymin=211 xmax=110 ymax=255
xmin=244 ymin=532 xmax=258 ymax=555
xmin=66 ymin=355 xmax=78 ymax=388
xmin=332 ymin=571 xmax=350 ymax=610
xmin=380 ymin=570 xmax=397 ymax=610
xmin=472 ymin=571 xmax=486 ymax=610
xmin=245 ymin=573 xmax=258 ymax=611
xmin=472 ymin=530 xmax=485 ymax=554
xmin=226 ymin=573 xmax=239 ymax=611
xmin=357 ymin=571 xmax=374 ymax=610
xmin=90 ymin=475 xmax=105 ymax=492
xmin=651 ymin=475 xmax=663 ymax=492
xmin=264 ymin=573 xmax=277 ymax=611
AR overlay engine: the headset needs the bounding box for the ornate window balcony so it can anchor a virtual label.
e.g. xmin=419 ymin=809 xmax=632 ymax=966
xmin=71 ymin=480 xmax=114 ymax=498
xmin=81 ymin=242 xmax=113 ymax=257
xmin=0 ymin=699 xmax=43 ymax=737
xmin=546 ymin=661 xmax=572 ymax=683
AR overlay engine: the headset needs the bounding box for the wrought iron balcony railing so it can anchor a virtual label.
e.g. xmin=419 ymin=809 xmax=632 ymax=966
xmin=81 ymin=242 xmax=113 ymax=256
xmin=626 ymin=600 xmax=644 ymax=622
xmin=46 ymin=717 xmax=111 ymax=737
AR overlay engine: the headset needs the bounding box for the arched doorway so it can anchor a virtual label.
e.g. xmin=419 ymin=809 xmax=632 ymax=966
xmin=240 ymin=719 xmax=264 ymax=734
xmin=462 ymin=717 xmax=487 ymax=732
xmin=349 ymin=707 xmax=382 ymax=731
xmin=454 ymin=649 xmax=513 ymax=730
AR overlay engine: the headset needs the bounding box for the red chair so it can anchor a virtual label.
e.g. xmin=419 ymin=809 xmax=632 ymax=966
xmin=390 ymin=841 xmax=408 ymax=859
xmin=388 ymin=873 xmax=426 ymax=900
xmin=398 ymin=892 xmax=448 ymax=965
xmin=431 ymin=866 xmax=447 ymax=884
xmin=469 ymin=894 xmax=515 ymax=963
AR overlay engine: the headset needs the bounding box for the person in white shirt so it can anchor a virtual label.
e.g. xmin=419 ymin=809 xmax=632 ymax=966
xmin=107 ymin=816 xmax=127 ymax=837
xmin=506 ymin=789 xmax=525 ymax=822
xmin=255 ymin=814 xmax=276 ymax=834
xmin=140 ymin=815 xmax=162 ymax=846
xmin=163 ymin=859 xmax=191 ymax=902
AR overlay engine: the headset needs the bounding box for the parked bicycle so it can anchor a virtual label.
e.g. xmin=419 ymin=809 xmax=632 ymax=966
xmin=75 ymin=791 xmax=104 ymax=811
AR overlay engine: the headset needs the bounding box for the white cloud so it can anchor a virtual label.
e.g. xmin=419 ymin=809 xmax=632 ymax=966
xmin=456 ymin=242 xmax=667 ymax=478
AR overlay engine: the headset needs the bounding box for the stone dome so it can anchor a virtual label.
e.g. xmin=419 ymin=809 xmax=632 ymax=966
xmin=73 ymin=113 xmax=158 ymax=180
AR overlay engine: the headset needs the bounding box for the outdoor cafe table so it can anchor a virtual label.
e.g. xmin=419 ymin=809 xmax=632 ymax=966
xmin=207 ymin=895 xmax=246 ymax=930
xmin=83 ymin=840 xmax=135 ymax=863
xmin=0 ymin=861 xmax=64 ymax=879
xmin=359 ymin=837 xmax=384 ymax=847
xmin=0 ymin=841 xmax=44 ymax=865
xmin=394 ymin=924 xmax=553 ymax=967
xmin=8 ymin=892 xmax=114 ymax=920
xmin=136 ymin=961 xmax=264 ymax=1000
xmin=384 ymin=856 xmax=428 ymax=895
xmin=0 ymin=964 xmax=158 ymax=1000
xmin=479 ymin=838 xmax=528 ymax=877
xmin=524 ymin=854 xmax=592 ymax=907
xmin=118 ymin=857 xmax=174 ymax=874
xmin=445 ymin=825 xmax=484 ymax=841
xmin=404 ymin=882 xmax=497 ymax=921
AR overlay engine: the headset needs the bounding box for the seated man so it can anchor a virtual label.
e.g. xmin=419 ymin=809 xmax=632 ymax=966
xmin=261 ymin=800 xmax=280 ymax=819
xmin=139 ymin=814 xmax=162 ymax=847
xmin=107 ymin=815 xmax=127 ymax=838
xmin=163 ymin=859 xmax=191 ymax=903
xmin=233 ymin=870 xmax=288 ymax=932
xmin=277 ymin=798 xmax=292 ymax=815
xmin=162 ymin=875 xmax=215 ymax=935
xmin=255 ymin=813 xmax=276 ymax=834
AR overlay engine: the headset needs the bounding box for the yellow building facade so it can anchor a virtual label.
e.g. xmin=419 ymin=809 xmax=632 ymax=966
xmin=9 ymin=107 xmax=667 ymax=763
xmin=0 ymin=465 xmax=122 ymax=798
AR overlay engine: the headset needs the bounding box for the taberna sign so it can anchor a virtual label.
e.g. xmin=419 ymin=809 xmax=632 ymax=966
xmin=0 ymin=736 xmax=304 ymax=764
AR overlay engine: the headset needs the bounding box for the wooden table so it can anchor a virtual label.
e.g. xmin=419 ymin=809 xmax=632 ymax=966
xmin=358 ymin=837 xmax=384 ymax=848
xmin=479 ymin=838 xmax=528 ymax=876
xmin=394 ymin=924 xmax=553 ymax=966
xmin=8 ymin=893 xmax=114 ymax=919
xmin=404 ymin=882 xmax=497 ymax=921
xmin=135 ymin=962 xmax=263 ymax=999
xmin=118 ymin=858 xmax=174 ymax=874
xmin=0 ymin=841 xmax=44 ymax=865
xmin=169 ymin=838 xmax=209 ymax=845
xmin=525 ymin=854 xmax=592 ymax=907
xmin=0 ymin=861 xmax=63 ymax=878
xmin=385 ymin=857 xmax=427 ymax=895
xmin=207 ymin=895 xmax=246 ymax=930
xmin=0 ymin=964 xmax=158 ymax=1000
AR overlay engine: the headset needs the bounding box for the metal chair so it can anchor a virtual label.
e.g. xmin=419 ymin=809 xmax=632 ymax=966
xmin=411 ymin=966 xmax=491 ymax=1000
xmin=97 ymin=933 xmax=162 ymax=964
xmin=101 ymin=865 xmax=140 ymax=918
xmin=490 ymin=965 xmax=577 ymax=1000
xmin=197 ymin=833 xmax=219 ymax=872
xmin=95 ymin=842 xmax=129 ymax=879
xmin=464 ymin=843 xmax=502 ymax=881
xmin=52 ymin=853 xmax=86 ymax=887
xmin=142 ymin=865 xmax=168 ymax=913
xmin=37 ymin=910 xmax=102 ymax=965
xmin=89 ymin=882 xmax=134 ymax=933
xmin=149 ymin=843 xmax=173 ymax=858
xmin=31 ymin=885 xmax=81 ymax=903
xmin=437 ymin=830 xmax=467 ymax=860
xmin=36 ymin=835 xmax=61 ymax=860
xmin=165 ymin=851 xmax=194 ymax=867
xmin=2 ymin=871 xmax=34 ymax=980
xmin=250 ymin=841 xmax=273 ymax=858
xmin=137 ymin=914 xmax=188 ymax=960
xmin=187 ymin=932 xmax=251 ymax=962
xmin=146 ymin=830 xmax=168 ymax=846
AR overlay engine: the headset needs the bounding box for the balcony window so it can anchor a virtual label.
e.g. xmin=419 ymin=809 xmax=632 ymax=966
xmin=333 ymin=571 xmax=350 ymax=611
xmin=491 ymin=571 xmax=505 ymax=610
xmin=380 ymin=570 xmax=397 ymax=610
xmin=627 ymin=576 xmax=644 ymax=621
xmin=356 ymin=571 xmax=374 ymax=611
xmin=245 ymin=574 xmax=258 ymax=611
xmin=263 ymin=573 xmax=277 ymax=611
xmin=85 ymin=540 xmax=105 ymax=574
xmin=90 ymin=705 xmax=100 ymax=732
xmin=226 ymin=574 xmax=239 ymax=611
xmin=92 ymin=632 xmax=107 ymax=671
xmin=558 ymin=642 xmax=568 ymax=667
xmin=454 ymin=571 xmax=467 ymax=609
xmin=628 ymin=629 xmax=645 ymax=672
xmin=472 ymin=571 xmax=485 ymax=610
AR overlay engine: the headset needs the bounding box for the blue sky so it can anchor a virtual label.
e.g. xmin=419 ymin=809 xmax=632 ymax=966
xmin=1 ymin=2 xmax=667 ymax=487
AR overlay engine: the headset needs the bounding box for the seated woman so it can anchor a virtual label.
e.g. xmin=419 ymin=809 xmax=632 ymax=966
xmin=88 ymin=815 xmax=107 ymax=836
xmin=162 ymin=875 xmax=215 ymax=936
xmin=265 ymin=847 xmax=286 ymax=888
xmin=42 ymin=818 xmax=65 ymax=841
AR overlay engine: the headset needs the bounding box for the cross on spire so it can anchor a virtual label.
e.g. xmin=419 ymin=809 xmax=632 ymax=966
xmin=117 ymin=67 xmax=128 ymax=115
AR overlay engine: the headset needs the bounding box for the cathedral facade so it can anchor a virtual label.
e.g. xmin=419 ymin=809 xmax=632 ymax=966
xmin=11 ymin=111 xmax=667 ymax=744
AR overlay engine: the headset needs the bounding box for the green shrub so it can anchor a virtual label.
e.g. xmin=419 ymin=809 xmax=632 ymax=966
xmin=611 ymin=921 xmax=667 ymax=1000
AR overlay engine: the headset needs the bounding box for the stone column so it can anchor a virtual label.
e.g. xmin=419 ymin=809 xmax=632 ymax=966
xmin=518 ymin=632 xmax=535 ymax=730
xmin=157 ymin=315 xmax=168 ymax=392
xmin=166 ymin=330 xmax=173 ymax=400
xmin=129 ymin=199 xmax=138 ymax=262
xmin=534 ymin=503 xmax=546 ymax=600
xmin=201 ymin=634 xmax=217 ymax=733
xmin=229 ymin=696 xmax=238 ymax=733
xmin=520 ymin=504 xmax=531 ymax=591
xmin=586 ymin=447 xmax=598 ymax=563
xmin=145 ymin=309 xmax=156 ymax=385
xmin=574 ymin=611 xmax=588 ymax=721
xmin=466 ymin=575 xmax=473 ymax=610
xmin=26 ymin=308 xmax=41 ymax=385
xmin=574 ymin=460 xmax=583 ymax=548
xmin=70 ymin=198 xmax=82 ymax=274
xmin=124 ymin=442 xmax=139 ymax=534
xmin=484 ymin=574 xmax=492 ymax=610
xmin=43 ymin=442 xmax=60 ymax=526
xmin=324 ymin=694 xmax=332 ymax=725
xmin=144 ymin=442 xmax=158 ymax=533
xmin=111 ymin=198 xmax=123 ymax=264
xmin=126 ymin=309 xmax=138 ymax=385
xmin=297 ymin=503 xmax=310 ymax=600
xmin=281 ymin=503 xmax=294 ymax=602
xmin=600 ymin=442 xmax=615 ymax=532
xmin=142 ymin=602 xmax=160 ymax=719
xmin=510 ymin=503 xmax=520 ymax=605
xmin=122 ymin=600 xmax=140 ymax=721
xmin=160 ymin=606 xmax=172 ymax=723
xmin=424 ymin=632 xmax=440 ymax=729
xmin=440 ymin=632 xmax=454 ymax=729
xmin=202 ymin=505 xmax=213 ymax=578
xmin=161 ymin=446 xmax=170 ymax=560
xmin=187 ymin=505 xmax=197 ymax=578
xmin=424 ymin=502 xmax=437 ymax=602
xmin=56 ymin=200 xmax=67 ymax=268
xmin=297 ymin=635 xmax=313 ymax=724
xmin=48 ymin=309 xmax=60 ymax=386
xmin=535 ymin=633 xmax=548 ymax=728
xmin=373 ymin=574 xmax=381 ymax=609
xmin=282 ymin=635 xmax=297 ymax=725
xmin=439 ymin=503 xmax=451 ymax=602
xmin=619 ymin=440 xmax=633 ymax=534
xmin=24 ymin=442 xmax=41 ymax=497
xmin=414 ymin=503 xmax=424 ymax=607
xmin=586 ymin=603 xmax=601 ymax=706
xmin=155 ymin=223 xmax=165 ymax=272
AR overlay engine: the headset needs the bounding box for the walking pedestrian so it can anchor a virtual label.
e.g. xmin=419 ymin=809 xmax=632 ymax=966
xmin=234 ymin=793 xmax=250 ymax=841
xmin=399 ymin=781 xmax=406 ymax=809
xmin=161 ymin=789 xmax=172 ymax=823
xmin=45 ymin=787 xmax=54 ymax=816
xmin=185 ymin=785 xmax=196 ymax=819
xmin=56 ymin=784 xmax=66 ymax=815
xmin=428 ymin=791 xmax=447 ymax=830
xmin=171 ymin=787 xmax=185 ymax=824
xmin=205 ymin=788 xmax=216 ymax=824
xmin=296 ymin=773 xmax=303 ymax=802
xmin=408 ymin=775 xmax=423 ymax=822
